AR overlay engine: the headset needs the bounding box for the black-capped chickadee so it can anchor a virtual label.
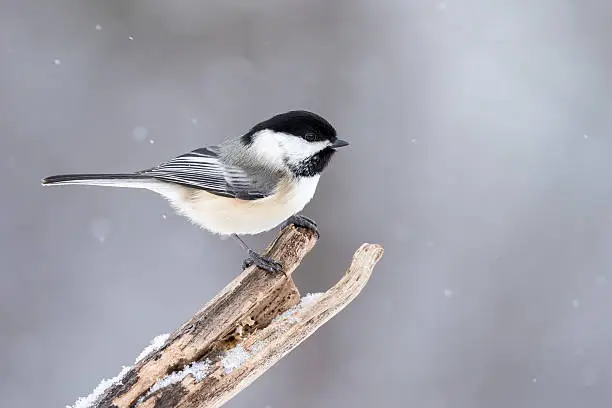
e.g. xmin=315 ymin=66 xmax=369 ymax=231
xmin=42 ymin=110 xmax=349 ymax=273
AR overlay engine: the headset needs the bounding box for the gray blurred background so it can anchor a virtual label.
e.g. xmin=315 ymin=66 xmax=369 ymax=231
xmin=2 ymin=0 xmax=612 ymax=407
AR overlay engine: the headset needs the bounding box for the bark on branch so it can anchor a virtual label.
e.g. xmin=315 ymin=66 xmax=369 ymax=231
xmin=75 ymin=226 xmax=383 ymax=408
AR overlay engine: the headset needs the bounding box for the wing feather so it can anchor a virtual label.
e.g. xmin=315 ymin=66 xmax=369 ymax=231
xmin=138 ymin=147 xmax=272 ymax=200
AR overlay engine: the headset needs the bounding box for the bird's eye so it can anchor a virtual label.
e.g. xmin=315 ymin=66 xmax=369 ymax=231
xmin=304 ymin=131 xmax=316 ymax=142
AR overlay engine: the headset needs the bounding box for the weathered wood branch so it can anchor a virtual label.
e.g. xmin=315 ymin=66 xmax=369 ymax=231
xmin=76 ymin=226 xmax=382 ymax=408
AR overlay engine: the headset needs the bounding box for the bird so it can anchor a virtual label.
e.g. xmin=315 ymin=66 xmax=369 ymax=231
xmin=42 ymin=110 xmax=349 ymax=273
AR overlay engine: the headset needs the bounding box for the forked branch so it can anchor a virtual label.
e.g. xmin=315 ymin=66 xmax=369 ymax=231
xmin=70 ymin=226 xmax=383 ymax=408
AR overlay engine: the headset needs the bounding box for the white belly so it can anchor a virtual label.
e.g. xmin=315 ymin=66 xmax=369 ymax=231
xmin=167 ymin=176 xmax=320 ymax=235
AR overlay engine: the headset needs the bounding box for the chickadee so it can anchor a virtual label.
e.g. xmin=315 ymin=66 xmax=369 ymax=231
xmin=42 ymin=110 xmax=349 ymax=273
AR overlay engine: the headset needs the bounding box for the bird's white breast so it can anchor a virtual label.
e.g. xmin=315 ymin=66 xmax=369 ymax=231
xmin=167 ymin=175 xmax=320 ymax=235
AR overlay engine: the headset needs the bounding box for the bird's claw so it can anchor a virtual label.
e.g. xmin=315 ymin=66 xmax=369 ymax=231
xmin=242 ymin=258 xmax=253 ymax=270
xmin=243 ymin=250 xmax=283 ymax=274
xmin=282 ymin=215 xmax=319 ymax=238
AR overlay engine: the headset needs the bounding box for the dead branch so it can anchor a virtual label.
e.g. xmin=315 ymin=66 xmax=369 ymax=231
xmin=72 ymin=226 xmax=382 ymax=408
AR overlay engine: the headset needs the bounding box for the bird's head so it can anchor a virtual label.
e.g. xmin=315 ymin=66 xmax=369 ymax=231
xmin=242 ymin=110 xmax=349 ymax=176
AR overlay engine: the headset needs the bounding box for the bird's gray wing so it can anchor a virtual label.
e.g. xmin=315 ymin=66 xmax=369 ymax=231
xmin=137 ymin=146 xmax=274 ymax=200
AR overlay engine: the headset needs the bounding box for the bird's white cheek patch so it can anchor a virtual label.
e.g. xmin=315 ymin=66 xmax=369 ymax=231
xmin=251 ymin=129 xmax=285 ymax=168
xmin=251 ymin=130 xmax=330 ymax=168
xmin=280 ymin=137 xmax=329 ymax=165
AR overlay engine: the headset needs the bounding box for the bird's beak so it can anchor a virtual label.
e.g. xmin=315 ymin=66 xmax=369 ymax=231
xmin=330 ymin=139 xmax=350 ymax=149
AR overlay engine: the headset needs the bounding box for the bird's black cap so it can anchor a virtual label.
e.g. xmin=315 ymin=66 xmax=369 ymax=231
xmin=242 ymin=110 xmax=338 ymax=145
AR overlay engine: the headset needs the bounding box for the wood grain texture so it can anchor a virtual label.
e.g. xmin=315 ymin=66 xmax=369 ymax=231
xmin=87 ymin=226 xmax=383 ymax=408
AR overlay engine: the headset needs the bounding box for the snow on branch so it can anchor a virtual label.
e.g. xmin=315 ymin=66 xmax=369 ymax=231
xmin=68 ymin=225 xmax=383 ymax=408
xmin=68 ymin=334 xmax=169 ymax=408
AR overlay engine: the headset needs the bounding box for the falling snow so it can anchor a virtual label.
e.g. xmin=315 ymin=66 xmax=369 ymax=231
xmin=149 ymin=139 xmax=155 ymax=144
xmin=572 ymin=299 xmax=580 ymax=308
xmin=581 ymin=366 xmax=599 ymax=387
xmin=444 ymin=288 xmax=453 ymax=298
xmin=191 ymin=118 xmax=199 ymax=124
xmin=90 ymin=217 xmax=111 ymax=242
xmin=132 ymin=126 xmax=148 ymax=142
xmin=54 ymin=59 xmax=61 ymax=65
xmin=95 ymin=24 xmax=102 ymax=31
xmin=128 ymin=35 xmax=134 ymax=40
xmin=161 ymin=213 xmax=167 ymax=220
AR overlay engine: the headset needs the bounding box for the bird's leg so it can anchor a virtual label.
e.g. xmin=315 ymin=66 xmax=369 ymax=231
xmin=231 ymin=234 xmax=283 ymax=274
xmin=281 ymin=214 xmax=319 ymax=238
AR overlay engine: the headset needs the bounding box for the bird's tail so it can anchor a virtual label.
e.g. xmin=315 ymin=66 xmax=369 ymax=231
xmin=41 ymin=173 xmax=154 ymax=189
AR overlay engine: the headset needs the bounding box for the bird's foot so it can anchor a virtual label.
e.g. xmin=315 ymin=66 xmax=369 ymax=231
xmin=281 ymin=215 xmax=319 ymax=238
xmin=242 ymin=249 xmax=283 ymax=274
